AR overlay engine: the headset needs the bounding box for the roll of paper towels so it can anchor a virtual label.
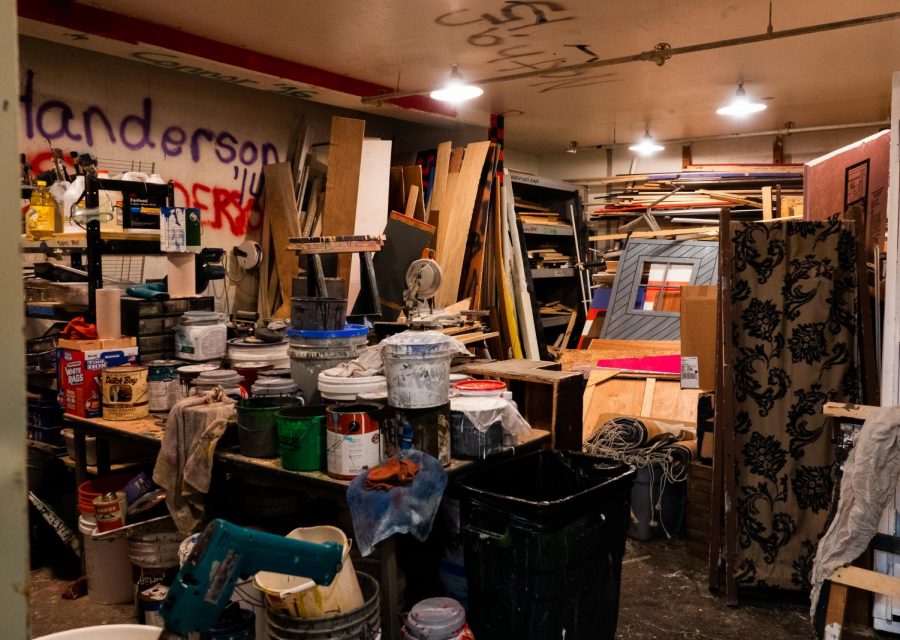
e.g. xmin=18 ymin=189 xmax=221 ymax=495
xmin=167 ymin=253 xmax=196 ymax=298
xmin=95 ymin=287 xmax=122 ymax=339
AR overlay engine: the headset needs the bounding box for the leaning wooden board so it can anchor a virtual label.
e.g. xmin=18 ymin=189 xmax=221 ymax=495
xmin=582 ymin=376 xmax=700 ymax=439
xmin=427 ymin=141 xmax=452 ymax=222
xmin=435 ymin=141 xmax=492 ymax=308
xmin=261 ymin=163 xmax=302 ymax=318
xmin=459 ymin=144 xmax=499 ymax=305
xmin=322 ymin=116 xmax=365 ymax=289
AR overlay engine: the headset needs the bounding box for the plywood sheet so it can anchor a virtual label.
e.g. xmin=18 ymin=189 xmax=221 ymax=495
xmin=322 ymin=116 xmax=365 ymax=288
xmin=582 ymin=376 xmax=699 ymax=438
xmin=428 ymin=141 xmax=452 ymax=223
xmin=262 ymin=162 xmax=302 ymax=318
xmin=435 ymin=141 xmax=491 ymax=308
xmin=349 ymin=138 xmax=391 ymax=310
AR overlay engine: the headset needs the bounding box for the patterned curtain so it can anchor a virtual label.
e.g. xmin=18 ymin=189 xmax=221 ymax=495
xmin=730 ymin=219 xmax=859 ymax=590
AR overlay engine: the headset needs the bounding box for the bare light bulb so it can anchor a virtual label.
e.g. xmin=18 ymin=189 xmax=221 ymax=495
xmin=717 ymin=82 xmax=767 ymax=117
xmin=430 ymin=65 xmax=483 ymax=103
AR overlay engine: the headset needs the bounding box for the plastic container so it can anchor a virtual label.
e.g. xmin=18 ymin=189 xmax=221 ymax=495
xmin=236 ymin=397 xmax=301 ymax=458
xmin=79 ymin=515 xmax=134 ymax=604
xmin=191 ymin=369 xmax=246 ymax=402
xmin=287 ymin=325 xmax=368 ymax=404
xmin=27 ymin=398 xmax=64 ymax=446
xmin=291 ymin=297 xmax=348 ymax=331
xmin=255 ymin=526 xmax=364 ymax=618
xmin=627 ymin=465 xmax=687 ymax=541
xmin=62 ymin=175 xmax=86 ymax=234
xmin=458 ymin=450 xmax=636 ymax=640
xmin=382 ymin=334 xmax=460 ymax=409
xmin=449 ymin=411 xmax=502 ymax=460
xmin=402 ymin=597 xmax=474 ymax=640
xmin=34 ymin=626 xmax=161 ymax=640
xmin=128 ymin=529 xmax=183 ymax=614
xmin=277 ymin=406 xmax=326 ymax=471
xmin=227 ymin=337 xmax=290 ymax=369
xmin=452 ymin=380 xmax=507 ymax=397
xmin=27 ymin=180 xmax=56 ymax=240
xmin=317 ymin=372 xmax=387 ymax=402
xmin=175 ymin=311 xmax=227 ymax=361
xmin=77 ymin=474 xmax=133 ymax=515
xmin=264 ymin=572 xmax=379 ymax=640
xmin=252 ymin=377 xmax=302 ymax=399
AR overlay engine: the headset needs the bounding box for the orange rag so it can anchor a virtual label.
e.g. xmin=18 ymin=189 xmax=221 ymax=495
xmin=364 ymin=457 xmax=420 ymax=491
xmin=61 ymin=317 xmax=98 ymax=340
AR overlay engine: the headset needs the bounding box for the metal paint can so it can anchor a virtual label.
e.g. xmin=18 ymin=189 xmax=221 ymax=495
xmin=93 ymin=491 xmax=126 ymax=532
xmin=102 ymin=364 xmax=149 ymax=420
xmin=325 ymin=402 xmax=383 ymax=480
xmin=147 ymin=360 xmax=182 ymax=413
xmin=176 ymin=362 xmax=220 ymax=398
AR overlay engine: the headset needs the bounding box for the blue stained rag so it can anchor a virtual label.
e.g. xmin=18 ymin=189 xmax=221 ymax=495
xmin=347 ymin=449 xmax=448 ymax=556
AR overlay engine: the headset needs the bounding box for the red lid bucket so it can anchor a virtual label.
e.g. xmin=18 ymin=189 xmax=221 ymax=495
xmin=77 ymin=473 xmax=132 ymax=515
xmin=453 ymin=380 xmax=507 ymax=397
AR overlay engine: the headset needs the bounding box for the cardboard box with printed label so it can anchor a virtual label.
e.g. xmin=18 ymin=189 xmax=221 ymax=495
xmin=680 ymin=286 xmax=717 ymax=391
xmin=57 ymin=337 xmax=138 ymax=418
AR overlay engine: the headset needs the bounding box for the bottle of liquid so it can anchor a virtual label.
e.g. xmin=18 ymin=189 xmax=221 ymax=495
xmin=26 ymin=181 xmax=56 ymax=240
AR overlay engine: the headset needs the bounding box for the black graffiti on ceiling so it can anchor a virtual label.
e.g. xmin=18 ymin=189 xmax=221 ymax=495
xmin=434 ymin=1 xmax=617 ymax=93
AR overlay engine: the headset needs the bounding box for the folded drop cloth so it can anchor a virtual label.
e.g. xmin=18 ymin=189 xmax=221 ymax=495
xmin=153 ymin=389 xmax=236 ymax=535
xmin=347 ymin=449 xmax=447 ymax=556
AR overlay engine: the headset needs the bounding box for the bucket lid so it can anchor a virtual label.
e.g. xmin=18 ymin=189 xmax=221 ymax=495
xmin=381 ymin=330 xmax=469 ymax=356
xmin=147 ymin=359 xmax=184 ymax=369
xmin=453 ymin=379 xmax=507 ymax=395
xmin=180 ymin=310 xmax=221 ymax=324
xmin=285 ymin=323 xmax=368 ymax=339
xmin=227 ymin=337 xmax=287 ymax=348
xmin=259 ymin=367 xmax=292 ymax=379
xmin=231 ymin=361 xmax=274 ymax=371
xmin=177 ymin=363 xmax=220 ymax=374
xmin=252 ymin=378 xmax=298 ymax=394
xmin=194 ymin=369 xmax=243 ymax=385
xmin=404 ymin=597 xmax=467 ymax=639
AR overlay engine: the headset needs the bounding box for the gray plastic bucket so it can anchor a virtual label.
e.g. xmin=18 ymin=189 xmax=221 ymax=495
xmin=288 ymin=334 xmax=367 ymax=405
xmin=265 ymin=571 xmax=380 ymax=640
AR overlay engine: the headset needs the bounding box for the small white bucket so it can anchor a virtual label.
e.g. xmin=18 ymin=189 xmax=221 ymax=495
xmin=35 ymin=626 xmax=161 ymax=640
xmin=382 ymin=343 xmax=453 ymax=409
xmin=78 ymin=515 xmax=134 ymax=605
xmin=317 ymin=372 xmax=387 ymax=401
xmin=254 ymin=525 xmax=364 ymax=619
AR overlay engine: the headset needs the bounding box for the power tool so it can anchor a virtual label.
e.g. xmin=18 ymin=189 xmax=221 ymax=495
xmin=160 ymin=519 xmax=344 ymax=638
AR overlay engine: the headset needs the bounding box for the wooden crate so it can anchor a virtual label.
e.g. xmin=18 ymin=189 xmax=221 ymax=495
xmin=462 ymin=360 xmax=585 ymax=450
xmin=687 ymin=461 xmax=712 ymax=559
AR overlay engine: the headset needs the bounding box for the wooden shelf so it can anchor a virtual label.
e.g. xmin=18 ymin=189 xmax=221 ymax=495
xmin=522 ymin=223 xmax=574 ymax=236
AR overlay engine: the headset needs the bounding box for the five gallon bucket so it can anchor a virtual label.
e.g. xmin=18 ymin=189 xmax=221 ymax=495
xmin=264 ymin=571 xmax=379 ymax=640
xmin=287 ymin=326 xmax=368 ymax=404
xmin=291 ymin=297 xmax=348 ymax=331
xmin=34 ymin=626 xmax=162 ymax=640
xmin=79 ymin=515 xmax=134 ymax=604
xmin=128 ymin=529 xmax=183 ymax=619
xmin=381 ymin=332 xmax=466 ymax=409
xmin=237 ymin=397 xmax=302 ymax=458
xmin=277 ymin=406 xmax=326 ymax=471
xmin=255 ymin=526 xmax=364 ymax=618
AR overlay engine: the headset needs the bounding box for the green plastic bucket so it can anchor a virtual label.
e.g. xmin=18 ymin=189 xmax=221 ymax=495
xmin=277 ymin=406 xmax=326 ymax=471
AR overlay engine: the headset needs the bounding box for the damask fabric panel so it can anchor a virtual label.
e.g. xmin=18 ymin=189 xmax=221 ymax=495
xmin=729 ymin=219 xmax=859 ymax=591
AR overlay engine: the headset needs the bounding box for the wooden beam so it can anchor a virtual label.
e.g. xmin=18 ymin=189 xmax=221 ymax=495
xmin=831 ymin=565 xmax=900 ymax=598
xmin=404 ymin=184 xmax=419 ymax=217
xmin=261 ymin=162 xmax=302 ymax=318
xmin=428 ymin=141 xmax=452 ymax=221
xmin=589 ymin=226 xmax=720 ymax=242
xmin=640 ymin=378 xmax=656 ymax=416
xmin=322 ymin=116 xmax=365 ymax=289
xmin=403 ymin=165 xmax=426 ymax=220
xmin=696 ymin=189 xmax=763 ymax=208
xmin=822 ymin=401 xmax=877 ymax=420
xmin=761 ymin=186 xmax=773 ymax=220
xmin=824 ymin=583 xmax=849 ymax=640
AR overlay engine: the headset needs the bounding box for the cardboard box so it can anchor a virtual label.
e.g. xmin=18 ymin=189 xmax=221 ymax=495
xmin=680 ymin=286 xmax=717 ymax=391
xmin=57 ymin=337 xmax=138 ymax=418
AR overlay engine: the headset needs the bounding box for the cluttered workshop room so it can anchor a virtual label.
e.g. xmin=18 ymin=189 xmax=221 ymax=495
xmin=3 ymin=1 xmax=900 ymax=638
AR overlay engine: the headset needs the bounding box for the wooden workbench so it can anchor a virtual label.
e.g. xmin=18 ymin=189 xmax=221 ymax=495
xmin=63 ymin=412 xmax=550 ymax=639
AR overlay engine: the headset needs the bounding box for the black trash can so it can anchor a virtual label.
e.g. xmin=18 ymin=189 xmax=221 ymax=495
xmin=457 ymin=450 xmax=636 ymax=640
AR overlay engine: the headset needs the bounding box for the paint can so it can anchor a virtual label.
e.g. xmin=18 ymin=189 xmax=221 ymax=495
xmin=392 ymin=403 xmax=452 ymax=467
xmin=147 ymin=360 xmax=182 ymax=412
xmin=326 ymin=403 xmax=383 ymax=480
xmin=401 ymin=597 xmax=475 ymax=640
xmin=92 ymin=491 xmax=126 ymax=532
xmin=137 ymin=583 xmax=168 ymax=627
xmin=102 ymin=364 xmax=149 ymax=421
xmin=176 ymin=362 xmax=220 ymax=398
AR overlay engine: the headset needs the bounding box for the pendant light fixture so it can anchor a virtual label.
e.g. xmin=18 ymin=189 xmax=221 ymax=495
xmin=629 ymin=130 xmax=665 ymax=156
xmin=430 ymin=64 xmax=484 ymax=103
xmin=716 ymin=81 xmax=767 ymax=117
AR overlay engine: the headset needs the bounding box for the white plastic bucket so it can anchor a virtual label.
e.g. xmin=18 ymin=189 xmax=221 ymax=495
xmin=35 ymin=625 xmax=161 ymax=640
xmin=317 ymin=372 xmax=387 ymax=401
xmin=78 ymin=515 xmax=134 ymax=605
xmin=382 ymin=343 xmax=452 ymax=409
xmin=228 ymin=338 xmax=290 ymax=369
xmin=254 ymin=525 xmax=364 ymax=619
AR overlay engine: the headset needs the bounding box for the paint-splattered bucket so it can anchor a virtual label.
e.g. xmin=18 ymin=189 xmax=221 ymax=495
xmin=382 ymin=343 xmax=453 ymax=409
xmin=325 ymin=402 xmax=382 ymax=480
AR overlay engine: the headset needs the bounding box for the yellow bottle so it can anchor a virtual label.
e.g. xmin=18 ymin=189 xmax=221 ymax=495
xmin=26 ymin=181 xmax=56 ymax=240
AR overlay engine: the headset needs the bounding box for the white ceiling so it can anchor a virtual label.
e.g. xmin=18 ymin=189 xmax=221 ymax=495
xmin=34 ymin=0 xmax=900 ymax=152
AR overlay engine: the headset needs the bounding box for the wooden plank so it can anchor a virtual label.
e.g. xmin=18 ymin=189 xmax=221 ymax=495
xmin=825 ymin=583 xmax=849 ymax=640
xmin=831 ymin=565 xmax=900 ymax=598
xmin=389 ymin=166 xmax=405 ymax=213
xmin=640 ymin=378 xmax=656 ymax=415
xmin=427 ymin=142 xmax=452 ymax=220
xmin=460 ymin=144 xmax=499 ymax=306
xmin=404 ymin=184 xmax=419 ymax=217
xmin=696 ymin=189 xmax=763 ymax=208
xmin=350 ymin=139 xmax=391 ymax=311
xmin=262 ymin=163 xmax=302 ymax=318
xmin=589 ymin=226 xmax=720 ymax=242
xmin=403 ymin=165 xmax=426 ymax=220
xmin=435 ymin=141 xmax=492 ymax=308
xmin=322 ymin=116 xmax=365 ymax=289
xmin=761 ymin=186 xmax=773 ymax=220
xmin=582 ymin=368 xmax=621 ymax=423
xmin=822 ymin=401 xmax=876 ymax=420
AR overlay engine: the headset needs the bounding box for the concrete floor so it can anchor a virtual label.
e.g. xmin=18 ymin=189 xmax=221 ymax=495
xmin=30 ymin=538 xmax=877 ymax=639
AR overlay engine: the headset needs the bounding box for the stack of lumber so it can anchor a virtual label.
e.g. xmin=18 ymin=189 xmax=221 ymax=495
xmin=515 ymin=199 xmax=568 ymax=227
xmin=528 ymin=248 xmax=572 ymax=268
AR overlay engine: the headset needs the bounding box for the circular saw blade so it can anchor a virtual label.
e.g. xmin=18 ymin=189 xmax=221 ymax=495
xmin=406 ymin=259 xmax=442 ymax=299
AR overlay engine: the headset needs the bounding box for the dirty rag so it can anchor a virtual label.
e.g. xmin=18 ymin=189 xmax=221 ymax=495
xmin=153 ymin=389 xmax=236 ymax=534
xmin=364 ymin=457 xmax=420 ymax=491
xmin=809 ymin=405 xmax=900 ymax=616
xmin=322 ymin=345 xmax=384 ymax=378
xmin=61 ymin=317 xmax=97 ymax=340
xmin=347 ymin=449 xmax=447 ymax=556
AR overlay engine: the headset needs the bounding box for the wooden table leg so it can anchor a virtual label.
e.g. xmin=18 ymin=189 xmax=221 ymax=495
xmin=72 ymin=428 xmax=88 ymax=487
xmin=380 ymin=536 xmax=401 ymax=640
xmin=824 ymin=582 xmax=849 ymax=640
